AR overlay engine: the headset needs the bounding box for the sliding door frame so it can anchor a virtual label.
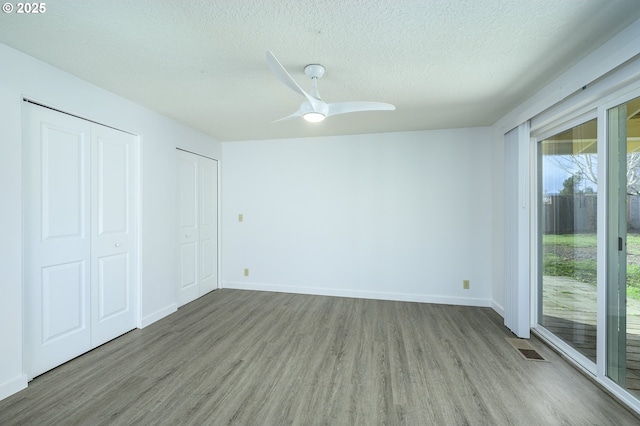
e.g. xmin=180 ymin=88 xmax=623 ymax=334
xmin=529 ymin=85 xmax=640 ymax=413
xmin=595 ymin=88 xmax=640 ymax=408
xmin=531 ymin=111 xmax=599 ymax=376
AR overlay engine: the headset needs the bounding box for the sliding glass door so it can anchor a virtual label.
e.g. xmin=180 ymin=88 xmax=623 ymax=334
xmin=538 ymin=119 xmax=598 ymax=363
xmin=536 ymin=95 xmax=640 ymax=400
xmin=607 ymin=95 xmax=640 ymax=395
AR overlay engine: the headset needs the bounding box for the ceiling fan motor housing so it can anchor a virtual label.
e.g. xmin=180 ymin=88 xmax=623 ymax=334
xmin=304 ymin=64 xmax=325 ymax=79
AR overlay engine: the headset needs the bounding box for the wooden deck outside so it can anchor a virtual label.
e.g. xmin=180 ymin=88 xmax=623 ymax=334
xmin=542 ymin=275 xmax=640 ymax=394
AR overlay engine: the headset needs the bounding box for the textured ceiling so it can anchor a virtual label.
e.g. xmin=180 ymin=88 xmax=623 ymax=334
xmin=1 ymin=1 xmax=640 ymax=141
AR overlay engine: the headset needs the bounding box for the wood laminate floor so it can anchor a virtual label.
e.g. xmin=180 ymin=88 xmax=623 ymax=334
xmin=1 ymin=289 xmax=639 ymax=425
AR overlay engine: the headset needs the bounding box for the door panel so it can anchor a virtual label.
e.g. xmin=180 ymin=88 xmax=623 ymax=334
xmin=91 ymin=125 xmax=136 ymax=347
xmin=42 ymin=128 xmax=86 ymax=239
xmin=177 ymin=150 xmax=199 ymax=305
xmin=606 ymin=95 xmax=640 ymax=395
xmin=97 ymin=253 xmax=129 ymax=320
xmin=199 ymin=156 xmax=218 ymax=295
xmin=537 ymin=119 xmax=598 ymax=363
xmin=24 ymin=104 xmax=92 ymax=379
xmin=178 ymin=153 xmax=198 ymax=230
xmin=41 ymin=261 xmax=87 ymax=342
xmin=96 ymin=135 xmax=129 ymax=235
xmin=180 ymin=242 xmax=197 ymax=289
xmin=176 ymin=150 xmax=218 ymax=305
xmin=201 ymin=238 xmax=216 ymax=283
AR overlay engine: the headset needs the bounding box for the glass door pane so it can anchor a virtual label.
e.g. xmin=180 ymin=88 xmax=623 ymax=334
xmin=607 ymin=95 xmax=640 ymax=395
xmin=538 ymin=119 xmax=598 ymax=362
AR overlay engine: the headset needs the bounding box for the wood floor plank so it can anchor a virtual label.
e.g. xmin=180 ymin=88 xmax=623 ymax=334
xmin=1 ymin=289 xmax=639 ymax=425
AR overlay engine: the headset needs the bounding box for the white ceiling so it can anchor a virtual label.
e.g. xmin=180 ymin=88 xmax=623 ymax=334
xmin=2 ymin=1 xmax=640 ymax=142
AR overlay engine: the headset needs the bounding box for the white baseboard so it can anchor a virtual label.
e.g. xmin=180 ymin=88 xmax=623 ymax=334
xmin=0 ymin=374 xmax=27 ymax=402
xmin=222 ymin=281 xmax=492 ymax=308
xmin=139 ymin=303 xmax=177 ymax=328
xmin=492 ymin=301 xmax=505 ymax=317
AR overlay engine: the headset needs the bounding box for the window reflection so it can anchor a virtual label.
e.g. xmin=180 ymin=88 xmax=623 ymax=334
xmin=539 ymin=119 xmax=598 ymax=362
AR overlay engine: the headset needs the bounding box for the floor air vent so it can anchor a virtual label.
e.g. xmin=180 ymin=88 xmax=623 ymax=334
xmin=505 ymin=338 xmax=547 ymax=362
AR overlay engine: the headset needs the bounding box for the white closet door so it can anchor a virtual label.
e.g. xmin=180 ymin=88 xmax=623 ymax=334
xmin=177 ymin=150 xmax=218 ymax=306
xmin=177 ymin=150 xmax=200 ymax=306
xmin=90 ymin=125 xmax=137 ymax=346
xmin=24 ymin=103 xmax=137 ymax=379
xmin=24 ymin=105 xmax=92 ymax=378
xmin=198 ymin=156 xmax=218 ymax=295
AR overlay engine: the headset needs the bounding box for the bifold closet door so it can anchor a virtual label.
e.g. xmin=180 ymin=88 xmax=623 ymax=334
xmin=24 ymin=105 xmax=92 ymax=378
xmin=24 ymin=103 xmax=137 ymax=379
xmin=198 ymin=156 xmax=218 ymax=295
xmin=177 ymin=150 xmax=218 ymax=306
xmin=90 ymin=124 xmax=137 ymax=347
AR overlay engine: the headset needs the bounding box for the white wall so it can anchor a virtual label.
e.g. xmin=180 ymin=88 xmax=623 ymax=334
xmin=0 ymin=43 xmax=220 ymax=400
xmin=221 ymin=128 xmax=493 ymax=306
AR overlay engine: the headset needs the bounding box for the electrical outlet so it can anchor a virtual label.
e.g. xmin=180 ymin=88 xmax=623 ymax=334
xmin=463 ymin=279 xmax=470 ymax=289
xmin=238 ymin=213 xmax=244 ymax=222
xmin=244 ymin=268 xmax=249 ymax=277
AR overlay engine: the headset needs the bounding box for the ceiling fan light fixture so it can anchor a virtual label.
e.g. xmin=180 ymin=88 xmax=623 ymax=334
xmin=303 ymin=112 xmax=325 ymax=122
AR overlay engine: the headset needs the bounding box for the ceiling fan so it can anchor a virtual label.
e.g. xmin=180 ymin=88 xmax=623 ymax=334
xmin=266 ymin=51 xmax=395 ymax=123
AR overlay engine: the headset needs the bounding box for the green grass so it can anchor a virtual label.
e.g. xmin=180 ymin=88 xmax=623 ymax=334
xmin=627 ymin=263 xmax=640 ymax=298
xmin=543 ymin=233 xmax=598 ymax=248
xmin=543 ymin=233 xmax=640 ymax=301
xmin=543 ymin=252 xmax=598 ymax=284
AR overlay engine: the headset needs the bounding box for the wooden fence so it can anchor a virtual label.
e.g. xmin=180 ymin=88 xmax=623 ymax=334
xmin=542 ymin=194 xmax=597 ymax=234
xmin=543 ymin=195 xmax=640 ymax=234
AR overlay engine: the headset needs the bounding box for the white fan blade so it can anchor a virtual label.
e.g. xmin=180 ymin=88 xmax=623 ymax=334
xmin=327 ymin=102 xmax=395 ymax=117
xmin=271 ymin=109 xmax=304 ymax=123
xmin=266 ymin=51 xmax=322 ymax=111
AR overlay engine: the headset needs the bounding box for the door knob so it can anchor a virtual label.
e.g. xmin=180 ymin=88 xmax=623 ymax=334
xmin=115 ymin=242 xmax=121 ymax=247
